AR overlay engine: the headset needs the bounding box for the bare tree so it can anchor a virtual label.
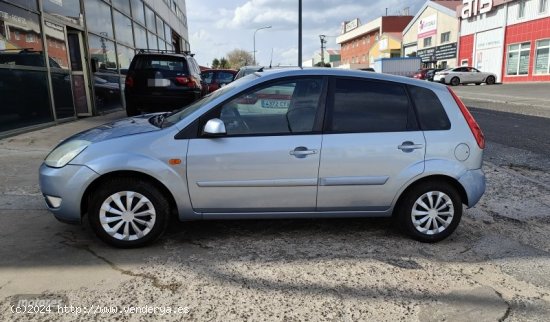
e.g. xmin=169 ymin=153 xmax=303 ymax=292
xmin=226 ymin=49 xmax=254 ymax=69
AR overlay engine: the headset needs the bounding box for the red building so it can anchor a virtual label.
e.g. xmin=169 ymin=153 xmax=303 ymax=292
xmin=458 ymin=0 xmax=550 ymax=82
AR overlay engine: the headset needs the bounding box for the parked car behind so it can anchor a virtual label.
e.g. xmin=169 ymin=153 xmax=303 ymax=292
xmin=413 ymin=68 xmax=431 ymax=80
xmin=234 ymin=65 xmax=263 ymax=80
xmin=201 ymin=69 xmax=237 ymax=93
xmin=433 ymin=67 xmax=497 ymax=86
xmin=124 ymin=51 xmax=203 ymax=116
xmin=426 ymin=68 xmax=445 ymax=82
xmin=40 ymin=68 xmax=486 ymax=248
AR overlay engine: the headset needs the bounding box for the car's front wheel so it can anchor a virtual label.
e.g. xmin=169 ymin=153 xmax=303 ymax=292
xmin=396 ymin=181 xmax=463 ymax=243
xmin=450 ymin=77 xmax=461 ymax=86
xmin=88 ymin=178 xmax=170 ymax=248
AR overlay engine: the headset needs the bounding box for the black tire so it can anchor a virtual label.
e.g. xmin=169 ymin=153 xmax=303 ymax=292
xmin=396 ymin=181 xmax=463 ymax=243
xmin=475 ymin=83 xmax=481 ymax=85
xmin=88 ymin=178 xmax=170 ymax=248
xmin=486 ymin=76 xmax=495 ymax=85
xmin=450 ymin=77 xmax=460 ymax=86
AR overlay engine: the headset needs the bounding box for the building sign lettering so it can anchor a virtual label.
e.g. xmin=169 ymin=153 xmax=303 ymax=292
xmin=418 ymin=14 xmax=437 ymax=39
xmin=461 ymin=0 xmax=493 ymax=19
xmin=343 ymin=18 xmax=359 ymax=34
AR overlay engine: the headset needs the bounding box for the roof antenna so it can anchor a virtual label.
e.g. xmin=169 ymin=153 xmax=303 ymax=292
xmin=269 ymin=48 xmax=273 ymax=68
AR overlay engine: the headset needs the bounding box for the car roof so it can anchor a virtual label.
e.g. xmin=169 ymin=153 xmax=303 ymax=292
xmin=253 ymin=68 xmax=448 ymax=90
xmin=202 ymin=69 xmax=237 ymax=73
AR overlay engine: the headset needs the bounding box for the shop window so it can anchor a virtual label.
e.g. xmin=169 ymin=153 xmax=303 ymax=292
xmin=144 ymin=5 xmax=155 ymax=32
xmin=441 ymin=32 xmax=450 ymax=44
xmin=130 ymin=0 xmax=145 ymax=24
xmin=114 ymin=10 xmax=134 ymax=47
xmin=113 ymin=0 xmax=131 ymax=15
xmin=84 ymin=0 xmax=114 ymax=38
xmin=43 ymin=0 xmax=82 ymax=25
xmin=423 ymin=37 xmax=432 ymax=48
xmin=540 ymin=0 xmax=548 ymax=13
xmin=133 ymin=23 xmax=147 ymax=49
xmin=507 ymin=42 xmax=531 ymax=75
xmin=0 ymin=2 xmax=44 ymax=67
xmin=518 ymin=0 xmax=526 ymax=18
xmin=88 ymin=34 xmax=122 ymax=111
xmin=534 ymin=39 xmax=550 ymax=74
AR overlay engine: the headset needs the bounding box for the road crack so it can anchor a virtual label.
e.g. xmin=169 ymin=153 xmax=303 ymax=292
xmin=493 ymin=290 xmax=512 ymax=322
xmin=57 ymin=232 xmax=181 ymax=292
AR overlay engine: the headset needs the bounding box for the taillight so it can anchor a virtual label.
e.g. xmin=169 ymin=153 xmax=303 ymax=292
xmin=175 ymin=76 xmax=198 ymax=88
xmin=448 ymin=87 xmax=485 ymax=149
xmin=125 ymin=76 xmax=134 ymax=88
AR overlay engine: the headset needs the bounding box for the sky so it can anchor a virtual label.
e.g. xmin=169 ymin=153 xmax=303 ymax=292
xmin=186 ymin=0 xmax=426 ymax=67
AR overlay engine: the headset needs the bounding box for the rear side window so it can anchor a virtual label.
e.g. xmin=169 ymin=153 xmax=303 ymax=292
xmin=134 ymin=56 xmax=188 ymax=73
xmin=408 ymin=86 xmax=451 ymax=131
xmin=328 ymin=78 xmax=413 ymax=133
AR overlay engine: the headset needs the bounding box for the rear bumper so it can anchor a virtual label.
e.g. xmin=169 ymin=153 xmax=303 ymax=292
xmin=125 ymin=91 xmax=201 ymax=111
xmin=458 ymin=168 xmax=486 ymax=208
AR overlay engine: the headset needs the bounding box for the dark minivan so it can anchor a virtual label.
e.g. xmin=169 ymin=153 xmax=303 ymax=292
xmin=124 ymin=51 xmax=203 ymax=116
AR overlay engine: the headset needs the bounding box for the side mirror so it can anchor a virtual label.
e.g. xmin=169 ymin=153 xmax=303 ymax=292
xmin=203 ymin=118 xmax=226 ymax=136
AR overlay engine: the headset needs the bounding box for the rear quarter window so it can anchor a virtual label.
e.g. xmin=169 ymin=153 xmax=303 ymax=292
xmin=328 ymin=78 xmax=414 ymax=133
xmin=408 ymin=86 xmax=451 ymax=131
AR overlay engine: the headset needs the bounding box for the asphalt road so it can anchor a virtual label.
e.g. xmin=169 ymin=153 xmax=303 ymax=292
xmin=470 ymin=107 xmax=550 ymax=156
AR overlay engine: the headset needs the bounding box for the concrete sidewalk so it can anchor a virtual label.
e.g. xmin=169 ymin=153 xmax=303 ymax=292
xmin=453 ymin=83 xmax=550 ymax=118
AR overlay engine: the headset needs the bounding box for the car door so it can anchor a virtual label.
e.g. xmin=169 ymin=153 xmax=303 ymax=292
xmin=470 ymin=68 xmax=484 ymax=82
xmin=317 ymin=77 xmax=425 ymax=211
xmin=186 ymin=77 xmax=326 ymax=213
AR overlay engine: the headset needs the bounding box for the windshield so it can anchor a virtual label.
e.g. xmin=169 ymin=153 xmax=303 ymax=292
xmin=162 ymin=73 xmax=259 ymax=127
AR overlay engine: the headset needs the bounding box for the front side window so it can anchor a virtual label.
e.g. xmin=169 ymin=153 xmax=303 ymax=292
xmin=328 ymin=79 xmax=412 ymax=133
xmin=217 ymin=72 xmax=235 ymax=84
xmin=534 ymin=39 xmax=550 ymax=74
xmin=507 ymin=42 xmax=531 ymax=75
xmin=206 ymin=78 xmax=323 ymax=136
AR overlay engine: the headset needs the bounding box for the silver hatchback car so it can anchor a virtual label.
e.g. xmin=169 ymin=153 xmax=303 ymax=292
xmin=39 ymin=69 xmax=485 ymax=248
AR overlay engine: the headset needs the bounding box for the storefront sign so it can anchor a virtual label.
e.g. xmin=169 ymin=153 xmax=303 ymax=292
xmin=461 ymin=0 xmax=493 ymax=19
xmin=344 ymin=19 xmax=359 ymax=33
xmin=418 ymin=15 xmax=437 ymax=39
xmin=417 ymin=43 xmax=457 ymax=62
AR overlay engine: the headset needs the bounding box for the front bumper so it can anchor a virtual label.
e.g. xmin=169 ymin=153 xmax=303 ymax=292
xmin=458 ymin=168 xmax=486 ymax=208
xmin=39 ymin=164 xmax=100 ymax=224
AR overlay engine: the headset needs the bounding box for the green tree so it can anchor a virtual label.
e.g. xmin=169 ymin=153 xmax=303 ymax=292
xmin=226 ymin=49 xmax=254 ymax=69
xmin=219 ymin=57 xmax=230 ymax=69
xmin=211 ymin=58 xmax=220 ymax=69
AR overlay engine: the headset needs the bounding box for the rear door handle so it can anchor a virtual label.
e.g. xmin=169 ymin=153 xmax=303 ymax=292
xmin=398 ymin=141 xmax=423 ymax=152
xmin=290 ymin=146 xmax=317 ymax=158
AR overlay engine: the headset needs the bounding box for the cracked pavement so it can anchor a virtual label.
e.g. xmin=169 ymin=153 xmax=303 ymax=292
xmin=1 ymin=110 xmax=550 ymax=321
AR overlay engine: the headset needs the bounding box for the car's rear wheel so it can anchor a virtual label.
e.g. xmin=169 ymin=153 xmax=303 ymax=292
xmin=88 ymin=178 xmax=170 ymax=248
xmin=396 ymin=181 xmax=462 ymax=243
xmin=475 ymin=83 xmax=481 ymax=85
xmin=486 ymin=76 xmax=496 ymax=85
xmin=450 ymin=77 xmax=461 ymax=86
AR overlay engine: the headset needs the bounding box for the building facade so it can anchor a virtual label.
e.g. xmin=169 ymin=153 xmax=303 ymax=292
xmin=458 ymin=0 xmax=550 ymax=82
xmin=336 ymin=16 xmax=413 ymax=69
xmin=0 ymin=0 xmax=189 ymax=136
xmin=402 ymin=0 xmax=462 ymax=68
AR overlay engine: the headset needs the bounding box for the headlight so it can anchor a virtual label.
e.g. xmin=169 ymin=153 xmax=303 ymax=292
xmin=45 ymin=140 xmax=91 ymax=168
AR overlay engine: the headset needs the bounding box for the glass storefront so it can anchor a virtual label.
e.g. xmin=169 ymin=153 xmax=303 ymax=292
xmin=0 ymin=0 xmax=188 ymax=136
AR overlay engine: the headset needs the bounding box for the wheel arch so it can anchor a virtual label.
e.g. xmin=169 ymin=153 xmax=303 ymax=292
xmin=392 ymin=175 xmax=468 ymax=217
xmin=80 ymin=170 xmax=179 ymax=220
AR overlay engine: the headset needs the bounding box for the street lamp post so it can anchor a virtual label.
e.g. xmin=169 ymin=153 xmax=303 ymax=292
xmin=253 ymin=25 xmax=271 ymax=65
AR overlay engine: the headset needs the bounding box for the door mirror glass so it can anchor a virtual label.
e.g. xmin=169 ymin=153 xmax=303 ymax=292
xmin=203 ymin=118 xmax=226 ymax=136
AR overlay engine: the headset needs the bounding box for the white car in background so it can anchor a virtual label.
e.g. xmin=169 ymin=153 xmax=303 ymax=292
xmin=433 ymin=67 xmax=497 ymax=86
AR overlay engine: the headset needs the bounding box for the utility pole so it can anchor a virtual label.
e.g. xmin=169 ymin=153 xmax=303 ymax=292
xmin=298 ymin=0 xmax=302 ymax=67
xmin=319 ymin=35 xmax=327 ymax=66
